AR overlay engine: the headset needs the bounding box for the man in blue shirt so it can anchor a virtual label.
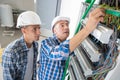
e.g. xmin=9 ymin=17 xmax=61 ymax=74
xmin=38 ymin=8 xmax=105 ymax=80
xmin=2 ymin=11 xmax=41 ymax=80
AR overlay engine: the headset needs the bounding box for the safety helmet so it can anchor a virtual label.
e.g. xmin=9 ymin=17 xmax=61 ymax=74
xmin=51 ymin=16 xmax=70 ymax=32
xmin=16 ymin=11 xmax=41 ymax=28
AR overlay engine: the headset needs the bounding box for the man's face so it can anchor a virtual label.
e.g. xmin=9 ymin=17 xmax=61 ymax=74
xmin=22 ymin=25 xmax=41 ymax=42
xmin=53 ymin=20 xmax=69 ymax=42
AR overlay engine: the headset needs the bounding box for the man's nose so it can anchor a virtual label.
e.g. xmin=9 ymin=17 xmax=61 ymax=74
xmin=36 ymin=28 xmax=41 ymax=35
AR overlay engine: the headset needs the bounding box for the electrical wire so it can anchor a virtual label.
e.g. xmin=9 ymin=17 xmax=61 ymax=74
xmin=92 ymin=24 xmax=118 ymax=79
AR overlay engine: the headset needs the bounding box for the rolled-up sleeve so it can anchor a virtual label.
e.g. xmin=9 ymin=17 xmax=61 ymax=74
xmin=41 ymin=40 xmax=70 ymax=60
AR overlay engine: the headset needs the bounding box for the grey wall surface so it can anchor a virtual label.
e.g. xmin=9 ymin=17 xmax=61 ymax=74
xmin=36 ymin=0 xmax=61 ymax=30
xmin=0 ymin=0 xmax=35 ymax=11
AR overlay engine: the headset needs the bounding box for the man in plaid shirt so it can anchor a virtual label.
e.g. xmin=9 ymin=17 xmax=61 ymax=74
xmin=2 ymin=11 xmax=41 ymax=80
xmin=38 ymin=8 xmax=105 ymax=80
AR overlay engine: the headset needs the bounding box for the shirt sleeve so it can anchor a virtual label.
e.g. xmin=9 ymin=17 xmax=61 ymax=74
xmin=2 ymin=49 xmax=16 ymax=80
xmin=40 ymin=40 xmax=70 ymax=60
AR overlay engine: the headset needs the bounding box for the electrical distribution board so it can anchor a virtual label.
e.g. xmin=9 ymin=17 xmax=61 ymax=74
xmin=67 ymin=0 xmax=120 ymax=80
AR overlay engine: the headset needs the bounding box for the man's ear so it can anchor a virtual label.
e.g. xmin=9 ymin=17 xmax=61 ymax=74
xmin=21 ymin=28 xmax=26 ymax=34
xmin=53 ymin=28 xmax=57 ymax=34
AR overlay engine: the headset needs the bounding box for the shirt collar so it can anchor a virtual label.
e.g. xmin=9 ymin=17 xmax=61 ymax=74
xmin=53 ymin=34 xmax=61 ymax=44
xmin=19 ymin=36 xmax=29 ymax=51
xmin=20 ymin=36 xmax=38 ymax=52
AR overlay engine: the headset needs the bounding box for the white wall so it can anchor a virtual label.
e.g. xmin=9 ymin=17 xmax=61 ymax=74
xmin=0 ymin=0 xmax=35 ymax=11
xmin=60 ymin=0 xmax=84 ymax=39
xmin=60 ymin=0 xmax=100 ymax=39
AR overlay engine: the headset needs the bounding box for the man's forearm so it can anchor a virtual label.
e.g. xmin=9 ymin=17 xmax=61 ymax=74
xmin=69 ymin=26 xmax=93 ymax=52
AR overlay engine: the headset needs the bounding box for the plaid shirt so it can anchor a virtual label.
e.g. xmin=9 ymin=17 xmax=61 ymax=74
xmin=38 ymin=35 xmax=70 ymax=80
xmin=2 ymin=36 xmax=38 ymax=80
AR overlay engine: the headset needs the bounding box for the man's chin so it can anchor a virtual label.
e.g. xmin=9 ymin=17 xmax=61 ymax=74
xmin=35 ymin=38 xmax=39 ymax=41
xmin=36 ymin=38 xmax=39 ymax=41
xmin=65 ymin=34 xmax=69 ymax=37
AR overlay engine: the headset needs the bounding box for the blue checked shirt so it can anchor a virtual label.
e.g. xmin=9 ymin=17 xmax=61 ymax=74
xmin=38 ymin=34 xmax=70 ymax=80
xmin=2 ymin=36 xmax=38 ymax=80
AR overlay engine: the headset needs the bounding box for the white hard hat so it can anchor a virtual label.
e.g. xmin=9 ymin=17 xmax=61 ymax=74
xmin=51 ymin=16 xmax=70 ymax=32
xmin=16 ymin=11 xmax=41 ymax=28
